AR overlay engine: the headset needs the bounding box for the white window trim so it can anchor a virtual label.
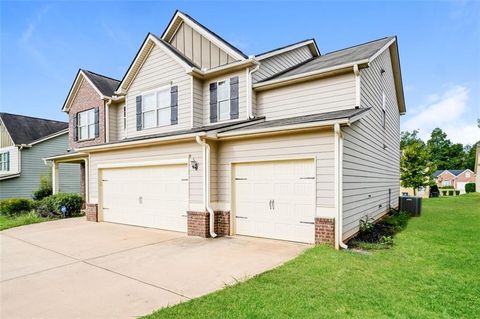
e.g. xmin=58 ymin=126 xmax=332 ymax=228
xmin=0 ymin=152 xmax=9 ymax=171
xmin=142 ymin=85 xmax=171 ymax=130
xmin=77 ymin=109 xmax=96 ymax=141
xmin=216 ymin=78 xmax=230 ymax=122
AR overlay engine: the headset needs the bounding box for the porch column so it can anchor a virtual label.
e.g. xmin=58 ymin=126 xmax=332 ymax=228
xmin=52 ymin=161 xmax=59 ymax=194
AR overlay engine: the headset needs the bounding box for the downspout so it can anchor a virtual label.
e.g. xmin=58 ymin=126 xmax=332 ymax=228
xmin=105 ymin=98 xmax=113 ymax=143
xmin=195 ymin=136 xmax=217 ymax=238
xmin=246 ymin=58 xmax=260 ymax=119
xmin=354 ymin=64 xmax=361 ymax=107
xmin=334 ymin=123 xmax=348 ymax=249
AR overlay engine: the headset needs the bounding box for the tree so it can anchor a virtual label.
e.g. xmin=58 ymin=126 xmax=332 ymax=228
xmin=401 ymin=139 xmax=435 ymax=195
xmin=400 ymin=130 xmax=421 ymax=149
xmin=464 ymin=143 xmax=478 ymax=171
xmin=426 ymin=128 xmax=452 ymax=170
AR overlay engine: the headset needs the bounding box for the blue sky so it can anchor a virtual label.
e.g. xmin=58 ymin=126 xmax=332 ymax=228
xmin=1 ymin=1 xmax=479 ymax=144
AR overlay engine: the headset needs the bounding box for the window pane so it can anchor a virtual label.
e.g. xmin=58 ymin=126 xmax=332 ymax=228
xmin=78 ymin=112 xmax=85 ymax=126
xmin=157 ymin=107 xmax=170 ymax=126
xmin=143 ymin=93 xmax=155 ymax=111
xmin=87 ymin=109 xmax=95 ymax=123
xmin=143 ymin=110 xmax=156 ymax=128
xmin=88 ymin=124 xmax=95 ymax=138
xmin=79 ymin=126 xmax=87 ymax=140
xmin=218 ymin=100 xmax=230 ymax=121
xmin=157 ymin=89 xmax=170 ymax=108
xmin=217 ymin=80 xmax=229 ymax=101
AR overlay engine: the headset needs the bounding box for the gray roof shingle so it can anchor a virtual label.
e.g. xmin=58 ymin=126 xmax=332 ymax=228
xmin=262 ymin=37 xmax=394 ymax=82
xmin=82 ymin=70 xmax=120 ymax=96
xmin=0 ymin=113 xmax=67 ymax=145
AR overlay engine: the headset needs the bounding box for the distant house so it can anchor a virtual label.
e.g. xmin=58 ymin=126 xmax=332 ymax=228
xmin=433 ymin=169 xmax=476 ymax=194
xmin=0 ymin=113 xmax=80 ymax=200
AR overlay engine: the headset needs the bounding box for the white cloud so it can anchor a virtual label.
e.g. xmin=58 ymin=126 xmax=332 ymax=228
xmin=21 ymin=5 xmax=49 ymax=43
xmin=402 ymin=85 xmax=480 ymax=145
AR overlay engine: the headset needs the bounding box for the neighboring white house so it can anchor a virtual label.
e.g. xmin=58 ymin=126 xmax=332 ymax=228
xmin=48 ymin=10 xmax=406 ymax=249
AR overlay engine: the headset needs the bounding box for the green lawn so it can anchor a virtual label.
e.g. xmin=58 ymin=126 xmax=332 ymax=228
xmin=0 ymin=212 xmax=52 ymax=231
xmin=147 ymin=193 xmax=480 ymax=319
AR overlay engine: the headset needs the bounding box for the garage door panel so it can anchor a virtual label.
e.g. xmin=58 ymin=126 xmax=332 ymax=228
xmin=234 ymin=159 xmax=315 ymax=243
xmin=101 ymin=165 xmax=188 ymax=232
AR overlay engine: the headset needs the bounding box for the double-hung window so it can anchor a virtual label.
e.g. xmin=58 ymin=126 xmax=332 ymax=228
xmin=123 ymin=105 xmax=127 ymax=130
xmin=0 ymin=152 xmax=9 ymax=171
xmin=77 ymin=109 xmax=95 ymax=140
xmin=217 ymin=79 xmax=230 ymax=121
xmin=142 ymin=87 xmax=171 ymax=129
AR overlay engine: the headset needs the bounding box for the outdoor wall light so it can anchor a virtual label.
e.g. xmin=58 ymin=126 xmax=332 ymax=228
xmin=191 ymin=158 xmax=199 ymax=171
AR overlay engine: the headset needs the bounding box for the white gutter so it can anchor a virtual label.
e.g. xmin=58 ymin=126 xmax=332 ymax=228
xmin=246 ymin=59 xmax=260 ymax=119
xmin=195 ymin=136 xmax=217 ymax=238
xmin=105 ymin=99 xmax=111 ymax=143
xmin=334 ymin=123 xmax=348 ymax=250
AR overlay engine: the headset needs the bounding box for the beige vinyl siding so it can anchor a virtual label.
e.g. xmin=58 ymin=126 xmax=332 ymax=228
xmin=202 ymin=70 xmax=247 ymax=125
xmin=342 ymin=48 xmax=401 ymax=240
xmin=88 ymin=141 xmax=203 ymax=207
xmin=216 ymin=129 xmax=335 ymax=212
xmin=108 ymin=104 xmax=118 ymax=142
xmin=0 ymin=119 xmax=14 ymax=148
xmin=170 ymin=22 xmax=236 ymax=69
xmin=125 ymin=44 xmax=191 ymax=138
xmin=192 ymin=77 xmax=203 ymax=127
xmin=256 ymin=73 xmax=356 ymax=120
xmin=253 ymin=45 xmax=313 ymax=83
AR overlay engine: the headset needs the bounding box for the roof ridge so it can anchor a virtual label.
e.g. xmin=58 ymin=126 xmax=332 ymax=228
xmin=0 ymin=112 xmax=67 ymax=124
xmin=255 ymin=38 xmax=316 ymax=57
xmin=321 ymin=36 xmax=394 ymax=56
xmin=82 ymin=69 xmax=121 ymax=83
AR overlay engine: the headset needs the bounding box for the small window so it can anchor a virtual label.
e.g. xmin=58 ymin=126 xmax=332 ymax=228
xmin=142 ymin=87 xmax=171 ymax=129
xmin=123 ymin=105 xmax=127 ymax=130
xmin=77 ymin=109 xmax=95 ymax=140
xmin=217 ymin=79 xmax=230 ymax=121
xmin=0 ymin=152 xmax=9 ymax=171
xmin=442 ymin=180 xmax=451 ymax=187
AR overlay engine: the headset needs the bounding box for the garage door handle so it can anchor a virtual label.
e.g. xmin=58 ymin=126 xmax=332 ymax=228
xmin=235 ymin=178 xmax=247 ymax=180
xmin=181 ymin=214 xmax=187 ymax=217
xmin=236 ymin=216 xmax=248 ymax=219
xmin=300 ymin=221 xmax=314 ymax=224
xmin=300 ymin=177 xmax=315 ymax=180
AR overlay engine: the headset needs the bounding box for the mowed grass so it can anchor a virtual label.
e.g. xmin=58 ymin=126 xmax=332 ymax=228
xmin=147 ymin=193 xmax=480 ymax=319
xmin=0 ymin=212 xmax=52 ymax=231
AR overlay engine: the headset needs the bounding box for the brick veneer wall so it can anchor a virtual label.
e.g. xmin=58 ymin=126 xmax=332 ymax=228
xmin=315 ymin=217 xmax=335 ymax=245
xmin=85 ymin=203 xmax=98 ymax=222
xmin=68 ymin=79 xmax=105 ymax=149
xmin=187 ymin=211 xmax=230 ymax=237
xmin=79 ymin=162 xmax=86 ymax=200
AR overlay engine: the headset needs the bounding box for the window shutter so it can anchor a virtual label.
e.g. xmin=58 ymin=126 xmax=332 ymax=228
xmin=136 ymin=96 xmax=142 ymax=131
xmin=6 ymin=152 xmax=9 ymax=171
xmin=94 ymin=107 xmax=100 ymax=138
xmin=230 ymin=76 xmax=239 ymax=120
xmin=170 ymin=86 xmax=178 ymax=125
xmin=209 ymin=82 xmax=217 ymax=123
xmin=73 ymin=113 xmax=78 ymax=142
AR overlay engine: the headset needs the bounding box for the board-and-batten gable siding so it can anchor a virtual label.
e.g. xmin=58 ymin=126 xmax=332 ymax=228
xmin=0 ymin=119 xmax=14 ymax=148
xmin=87 ymin=141 xmax=203 ymax=206
xmin=342 ymin=48 xmax=401 ymax=240
xmin=0 ymin=134 xmax=80 ymax=199
xmin=108 ymin=104 xmax=118 ymax=142
xmin=125 ymin=44 xmax=191 ymax=138
xmin=216 ymin=129 xmax=335 ymax=212
xmin=202 ymin=70 xmax=247 ymax=125
xmin=192 ymin=77 xmax=203 ymax=127
xmin=256 ymin=73 xmax=356 ymax=121
xmin=253 ymin=45 xmax=313 ymax=83
xmin=170 ymin=22 xmax=236 ymax=69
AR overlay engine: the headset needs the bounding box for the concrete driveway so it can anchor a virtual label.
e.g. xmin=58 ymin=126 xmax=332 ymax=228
xmin=0 ymin=218 xmax=308 ymax=319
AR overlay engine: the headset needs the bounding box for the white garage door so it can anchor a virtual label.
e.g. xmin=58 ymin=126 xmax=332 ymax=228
xmin=101 ymin=164 xmax=188 ymax=232
xmin=234 ymin=159 xmax=316 ymax=243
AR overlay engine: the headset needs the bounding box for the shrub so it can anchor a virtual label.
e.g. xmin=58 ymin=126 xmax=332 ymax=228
xmin=442 ymin=185 xmax=454 ymax=189
xmin=32 ymin=175 xmax=52 ymax=200
xmin=442 ymin=190 xmax=448 ymax=196
xmin=465 ymin=183 xmax=476 ymax=193
xmin=455 ymin=190 xmax=460 ymax=195
xmin=384 ymin=211 xmax=410 ymax=231
xmin=448 ymin=190 xmax=454 ymax=196
xmin=36 ymin=193 xmax=84 ymax=218
xmin=0 ymin=198 xmax=34 ymax=216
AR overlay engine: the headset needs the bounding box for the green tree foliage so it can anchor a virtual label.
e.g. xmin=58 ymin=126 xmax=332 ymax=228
xmin=400 ymin=139 xmax=434 ymax=195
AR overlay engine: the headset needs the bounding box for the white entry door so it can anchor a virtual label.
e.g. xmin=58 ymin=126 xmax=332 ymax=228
xmin=234 ymin=159 xmax=316 ymax=243
xmin=101 ymin=164 xmax=188 ymax=232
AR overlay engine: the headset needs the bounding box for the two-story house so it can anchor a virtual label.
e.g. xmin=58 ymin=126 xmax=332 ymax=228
xmin=47 ymin=10 xmax=406 ymax=248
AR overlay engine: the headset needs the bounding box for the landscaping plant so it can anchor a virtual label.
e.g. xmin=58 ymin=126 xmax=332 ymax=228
xmin=36 ymin=193 xmax=84 ymax=217
xmin=0 ymin=198 xmax=34 ymax=216
xmin=465 ymin=183 xmax=476 ymax=193
xmin=32 ymin=175 xmax=53 ymax=200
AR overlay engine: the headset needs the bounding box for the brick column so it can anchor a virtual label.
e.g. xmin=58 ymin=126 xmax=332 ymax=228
xmin=187 ymin=211 xmax=230 ymax=238
xmin=79 ymin=162 xmax=86 ymax=200
xmin=315 ymin=217 xmax=335 ymax=245
xmin=86 ymin=203 xmax=98 ymax=222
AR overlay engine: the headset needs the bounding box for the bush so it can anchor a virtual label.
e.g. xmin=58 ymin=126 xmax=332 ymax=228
xmin=441 ymin=186 xmax=454 ymax=189
xmin=36 ymin=193 xmax=84 ymax=218
xmin=442 ymin=190 xmax=448 ymax=196
xmin=0 ymin=198 xmax=34 ymax=216
xmin=384 ymin=211 xmax=410 ymax=231
xmin=455 ymin=190 xmax=460 ymax=195
xmin=32 ymin=175 xmax=52 ymax=200
xmin=448 ymin=190 xmax=454 ymax=196
xmin=465 ymin=183 xmax=476 ymax=193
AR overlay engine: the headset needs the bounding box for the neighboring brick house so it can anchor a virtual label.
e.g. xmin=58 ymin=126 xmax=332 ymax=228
xmin=46 ymin=10 xmax=406 ymax=249
xmin=433 ymin=169 xmax=476 ymax=193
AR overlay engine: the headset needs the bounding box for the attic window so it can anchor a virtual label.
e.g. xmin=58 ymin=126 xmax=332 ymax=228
xmin=0 ymin=152 xmax=9 ymax=171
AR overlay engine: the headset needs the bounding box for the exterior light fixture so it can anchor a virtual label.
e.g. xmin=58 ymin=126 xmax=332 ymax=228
xmin=191 ymin=158 xmax=198 ymax=171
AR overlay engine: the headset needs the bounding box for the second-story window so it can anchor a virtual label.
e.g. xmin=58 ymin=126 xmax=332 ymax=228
xmin=0 ymin=152 xmax=9 ymax=171
xmin=142 ymin=86 xmax=171 ymax=129
xmin=78 ymin=109 xmax=95 ymax=140
xmin=217 ymin=79 xmax=230 ymax=121
xmin=123 ymin=105 xmax=127 ymax=130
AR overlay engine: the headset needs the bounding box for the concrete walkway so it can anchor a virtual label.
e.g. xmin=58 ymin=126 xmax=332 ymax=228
xmin=0 ymin=218 xmax=308 ymax=319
